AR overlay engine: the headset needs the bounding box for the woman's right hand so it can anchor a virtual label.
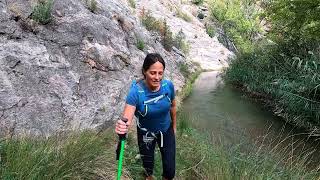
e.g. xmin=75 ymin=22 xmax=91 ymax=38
xmin=115 ymin=119 xmax=129 ymax=134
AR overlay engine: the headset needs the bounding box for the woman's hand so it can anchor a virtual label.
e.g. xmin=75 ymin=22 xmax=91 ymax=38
xmin=115 ymin=119 xmax=129 ymax=134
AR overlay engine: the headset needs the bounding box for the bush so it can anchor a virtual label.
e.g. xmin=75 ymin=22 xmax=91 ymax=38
xmin=161 ymin=20 xmax=174 ymax=51
xmin=176 ymin=8 xmax=192 ymax=22
xmin=88 ymin=0 xmax=98 ymax=13
xmin=206 ymin=25 xmax=215 ymax=38
xmin=31 ymin=0 xmax=53 ymax=25
xmin=209 ymin=0 xmax=263 ymax=53
xmin=266 ymin=0 xmax=320 ymax=54
xmin=174 ymin=29 xmax=190 ymax=55
xmin=140 ymin=11 xmax=174 ymax=52
xmin=223 ymin=0 xmax=320 ymax=129
xmin=128 ymin=0 xmax=135 ymax=8
xmin=136 ymin=38 xmax=145 ymax=51
xmin=141 ymin=11 xmax=162 ymax=32
xmin=192 ymin=0 xmax=203 ymax=5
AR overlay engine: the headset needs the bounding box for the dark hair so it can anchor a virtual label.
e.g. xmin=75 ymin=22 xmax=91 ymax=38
xmin=142 ymin=53 xmax=165 ymax=78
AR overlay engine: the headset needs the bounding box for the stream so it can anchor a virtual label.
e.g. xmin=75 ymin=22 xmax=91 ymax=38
xmin=180 ymin=71 xmax=320 ymax=169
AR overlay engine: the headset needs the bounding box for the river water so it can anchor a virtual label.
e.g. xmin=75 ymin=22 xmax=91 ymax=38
xmin=180 ymin=71 xmax=320 ymax=169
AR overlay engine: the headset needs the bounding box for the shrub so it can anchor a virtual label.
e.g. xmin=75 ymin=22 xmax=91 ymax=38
xmin=88 ymin=0 xmax=97 ymax=13
xmin=223 ymin=0 xmax=320 ymax=129
xmin=161 ymin=20 xmax=174 ymax=51
xmin=141 ymin=11 xmax=162 ymax=32
xmin=209 ymin=0 xmax=263 ymax=53
xmin=178 ymin=62 xmax=190 ymax=78
xmin=192 ymin=0 xmax=204 ymax=5
xmin=206 ymin=25 xmax=216 ymax=38
xmin=136 ymin=38 xmax=145 ymax=51
xmin=128 ymin=0 xmax=136 ymax=8
xmin=31 ymin=0 xmax=54 ymax=25
xmin=140 ymin=12 xmax=174 ymax=52
xmin=176 ymin=8 xmax=192 ymax=22
xmin=174 ymin=30 xmax=190 ymax=55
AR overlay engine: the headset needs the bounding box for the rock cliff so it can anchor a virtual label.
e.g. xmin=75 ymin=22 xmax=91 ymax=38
xmin=0 ymin=0 xmax=187 ymax=136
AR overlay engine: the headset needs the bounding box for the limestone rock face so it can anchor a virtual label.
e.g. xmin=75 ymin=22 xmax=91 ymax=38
xmin=0 ymin=0 xmax=186 ymax=137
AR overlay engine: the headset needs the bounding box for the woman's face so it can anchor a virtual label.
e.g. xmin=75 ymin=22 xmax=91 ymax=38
xmin=144 ymin=61 xmax=164 ymax=90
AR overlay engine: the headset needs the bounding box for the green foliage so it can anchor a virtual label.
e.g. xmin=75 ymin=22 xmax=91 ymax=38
xmin=141 ymin=12 xmax=175 ymax=52
xmin=136 ymin=38 xmax=145 ymax=51
xmin=225 ymin=45 xmax=320 ymax=128
xmin=162 ymin=20 xmax=174 ymax=51
xmin=209 ymin=0 xmax=263 ymax=53
xmin=266 ymin=0 xmax=320 ymax=54
xmin=88 ymin=0 xmax=97 ymax=13
xmin=31 ymin=0 xmax=53 ymax=25
xmin=141 ymin=11 xmax=162 ymax=32
xmin=0 ymin=131 xmax=117 ymax=179
xmin=128 ymin=0 xmax=136 ymax=8
xmin=173 ymin=29 xmax=190 ymax=55
xmin=206 ymin=24 xmax=216 ymax=38
xmin=176 ymin=8 xmax=192 ymax=22
xmin=177 ymin=66 xmax=202 ymax=100
xmin=223 ymin=0 xmax=320 ymax=129
xmin=192 ymin=0 xmax=204 ymax=5
xmin=1 ymin=112 xmax=318 ymax=179
xmin=125 ymin=113 xmax=319 ymax=179
xmin=178 ymin=62 xmax=190 ymax=78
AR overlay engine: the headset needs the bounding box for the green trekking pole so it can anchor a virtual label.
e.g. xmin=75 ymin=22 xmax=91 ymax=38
xmin=116 ymin=117 xmax=128 ymax=180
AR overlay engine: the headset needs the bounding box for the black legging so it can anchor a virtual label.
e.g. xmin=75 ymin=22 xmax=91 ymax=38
xmin=137 ymin=126 xmax=176 ymax=180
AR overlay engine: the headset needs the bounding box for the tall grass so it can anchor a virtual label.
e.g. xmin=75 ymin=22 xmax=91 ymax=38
xmin=177 ymin=63 xmax=202 ymax=102
xmin=123 ymin=115 xmax=320 ymax=179
xmin=214 ymin=0 xmax=320 ymax=131
xmin=0 ymin=130 xmax=124 ymax=179
xmin=1 ymin=117 xmax=318 ymax=179
xmin=176 ymin=8 xmax=192 ymax=22
xmin=224 ymin=37 xmax=320 ymax=131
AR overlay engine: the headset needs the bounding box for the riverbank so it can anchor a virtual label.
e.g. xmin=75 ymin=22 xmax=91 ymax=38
xmin=206 ymin=0 xmax=320 ymax=133
xmin=1 ymin=69 xmax=319 ymax=179
xmin=2 ymin=114 xmax=319 ymax=179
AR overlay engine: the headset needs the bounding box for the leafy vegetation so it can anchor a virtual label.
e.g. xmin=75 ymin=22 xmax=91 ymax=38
xmin=136 ymin=38 xmax=145 ymax=51
xmin=192 ymin=0 xmax=204 ymax=5
xmin=87 ymin=0 xmax=98 ymax=13
xmin=206 ymin=24 xmax=216 ymax=38
xmin=173 ymin=29 xmax=190 ymax=55
xmin=1 ymin=67 xmax=318 ymax=179
xmin=31 ymin=0 xmax=54 ymax=25
xmin=176 ymin=8 xmax=192 ymax=22
xmin=141 ymin=11 xmax=191 ymax=52
xmin=0 ymin=131 xmax=119 ymax=179
xmin=128 ymin=0 xmax=136 ymax=8
xmin=217 ymin=0 xmax=320 ymax=130
xmin=208 ymin=0 xmax=263 ymax=53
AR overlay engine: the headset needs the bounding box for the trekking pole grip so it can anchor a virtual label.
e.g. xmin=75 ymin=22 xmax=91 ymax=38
xmin=118 ymin=117 xmax=128 ymax=140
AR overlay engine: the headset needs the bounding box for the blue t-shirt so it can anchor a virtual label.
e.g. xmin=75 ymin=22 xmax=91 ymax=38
xmin=126 ymin=79 xmax=175 ymax=132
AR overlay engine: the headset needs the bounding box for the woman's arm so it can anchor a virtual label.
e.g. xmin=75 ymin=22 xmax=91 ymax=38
xmin=170 ymin=99 xmax=177 ymax=134
xmin=115 ymin=104 xmax=136 ymax=134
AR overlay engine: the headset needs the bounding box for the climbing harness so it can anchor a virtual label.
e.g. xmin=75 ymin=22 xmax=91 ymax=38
xmin=133 ymin=80 xmax=172 ymax=148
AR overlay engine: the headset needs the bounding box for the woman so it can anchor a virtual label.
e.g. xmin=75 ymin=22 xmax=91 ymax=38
xmin=115 ymin=53 xmax=177 ymax=180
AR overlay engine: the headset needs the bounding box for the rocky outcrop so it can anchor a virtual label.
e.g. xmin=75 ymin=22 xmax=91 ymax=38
xmin=135 ymin=0 xmax=234 ymax=70
xmin=0 ymin=0 xmax=187 ymax=137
